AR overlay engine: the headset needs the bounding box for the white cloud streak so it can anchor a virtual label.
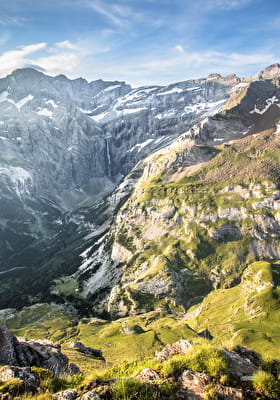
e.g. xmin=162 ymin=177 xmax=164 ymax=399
xmin=207 ymin=0 xmax=253 ymax=10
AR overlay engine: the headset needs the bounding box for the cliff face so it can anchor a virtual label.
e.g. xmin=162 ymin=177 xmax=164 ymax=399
xmin=0 ymin=65 xmax=280 ymax=314
xmin=63 ymin=71 xmax=280 ymax=317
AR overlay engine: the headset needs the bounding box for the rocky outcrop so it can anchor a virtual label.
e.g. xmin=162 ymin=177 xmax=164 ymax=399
xmin=0 ymin=325 xmax=80 ymax=375
xmin=155 ymin=339 xmax=192 ymax=361
xmin=68 ymin=342 xmax=103 ymax=359
xmin=0 ymin=366 xmax=39 ymax=393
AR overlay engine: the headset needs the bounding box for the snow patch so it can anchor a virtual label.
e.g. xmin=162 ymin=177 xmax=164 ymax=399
xmin=90 ymin=112 xmax=109 ymax=122
xmin=103 ymin=84 xmax=122 ymax=92
xmin=37 ymin=108 xmax=53 ymax=117
xmin=128 ymin=138 xmax=154 ymax=153
xmin=186 ymin=86 xmax=201 ymax=91
xmin=183 ymin=99 xmax=226 ymax=117
xmin=120 ymin=107 xmax=147 ymax=115
xmin=0 ymin=91 xmax=33 ymax=111
xmin=158 ymin=87 xmax=183 ymax=96
xmin=46 ymin=99 xmax=58 ymax=108
xmin=249 ymin=96 xmax=280 ymax=115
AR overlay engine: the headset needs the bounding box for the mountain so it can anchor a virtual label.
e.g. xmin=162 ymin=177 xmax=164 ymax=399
xmin=0 ymin=64 xmax=279 ymax=322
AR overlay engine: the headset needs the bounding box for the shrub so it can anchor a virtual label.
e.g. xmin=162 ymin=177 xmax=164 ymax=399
xmin=160 ymin=343 xmax=228 ymax=378
xmin=252 ymin=370 xmax=280 ymax=399
xmin=40 ymin=374 xmax=83 ymax=393
xmin=112 ymin=378 xmax=158 ymax=400
xmin=30 ymin=366 xmax=54 ymax=380
xmin=161 ymin=354 xmax=189 ymax=378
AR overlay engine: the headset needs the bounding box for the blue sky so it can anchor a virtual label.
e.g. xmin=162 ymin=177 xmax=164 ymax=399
xmin=0 ymin=0 xmax=279 ymax=86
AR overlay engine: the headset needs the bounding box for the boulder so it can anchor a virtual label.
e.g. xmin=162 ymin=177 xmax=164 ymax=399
xmin=178 ymin=369 xmax=211 ymax=399
xmin=78 ymin=391 xmax=102 ymax=400
xmin=0 ymin=366 xmax=39 ymax=391
xmin=0 ymin=325 xmax=81 ymax=376
xmin=214 ymin=384 xmax=244 ymax=399
xmin=137 ymin=368 xmax=160 ymax=382
xmin=223 ymin=349 xmax=258 ymax=379
xmin=0 ymin=326 xmax=18 ymax=366
xmin=155 ymin=339 xmax=192 ymax=361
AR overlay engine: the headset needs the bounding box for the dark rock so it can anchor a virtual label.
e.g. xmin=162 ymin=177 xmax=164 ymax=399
xmin=0 ymin=325 xmax=18 ymax=366
xmin=197 ymin=328 xmax=213 ymax=340
xmin=0 ymin=325 xmax=81 ymax=376
xmin=68 ymin=342 xmax=103 ymax=359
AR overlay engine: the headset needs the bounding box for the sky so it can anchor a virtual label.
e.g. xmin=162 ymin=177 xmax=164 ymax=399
xmin=0 ymin=0 xmax=279 ymax=87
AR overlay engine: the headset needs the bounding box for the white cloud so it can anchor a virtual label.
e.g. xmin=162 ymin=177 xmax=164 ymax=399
xmin=55 ymin=40 xmax=76 ymax=50
xmin=86 ymin=0 xmax=125 ymax=27
xmin=0 ymin=43 xmax=47 ymax=77
xmin=174 ymin=45 xmax=186 ymax=56
xmin=34 ymin=53 xmax=79 ymax=75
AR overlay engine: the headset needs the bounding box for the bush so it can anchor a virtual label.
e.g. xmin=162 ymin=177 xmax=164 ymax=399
xmin=161 ymin=354 xmax=189 ymax=378
xmin=112 ymin=378 xmax=158 ymax=400
xmin=160 ymin=343 xmax=228 ymax=378
xmin=253 ymin=370 xmax=280 ymax=399
xmin=40 ymin=374 xmax=83 ymax=393
xmin=30 ymin=366 xmax=54 ymax=380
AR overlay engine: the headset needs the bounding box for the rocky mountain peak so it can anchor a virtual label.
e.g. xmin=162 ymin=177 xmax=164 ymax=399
xmin=257 ymin=63 xmax=280 ymax=80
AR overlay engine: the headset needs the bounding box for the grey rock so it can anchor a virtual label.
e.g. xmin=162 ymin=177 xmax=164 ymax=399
xmin=223 ymin=349 xmax=258 ymax=378
xmin=0 ymin=366 xmax=39 ymax=391
xmin=0 ymin=325 xmax=80 ymax=376
xmin=155 ymin=339 xmax=192 ymax=361
xmin=68 ymin=342 xmax=103 ymax=358
xmin=52 ymin=389 xmax=79 ymax=400
xmin=178 ymin=369 xmax=211 ymax=399
xmin=78 ymin=391 xmax=102 ymax=400
xmin=137 ymin=368 xmax=160 ymax=382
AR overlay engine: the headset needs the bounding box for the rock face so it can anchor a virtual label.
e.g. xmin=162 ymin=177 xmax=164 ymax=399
xmin=0 ymin=65 xmax=280 ymax=314
xmin=0 ymin=325 xmax=80 ymax=375
xmin=0 ymin=67 xmax=233 ymax=309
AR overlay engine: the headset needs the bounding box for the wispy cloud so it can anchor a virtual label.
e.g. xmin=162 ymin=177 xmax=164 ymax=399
xmin=0 ymin=16 xmax=26 ymax=26
xmin=207 ymin=0 xmax=253 ymax=10
xmin=55 ymin=40 xmax=76 ymax=50
xmin=86 ymin=0 xmax=127 ymax=27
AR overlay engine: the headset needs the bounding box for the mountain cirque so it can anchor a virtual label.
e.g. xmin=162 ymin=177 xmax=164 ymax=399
xmin=0 ymin=64 xmax=279 ymax=331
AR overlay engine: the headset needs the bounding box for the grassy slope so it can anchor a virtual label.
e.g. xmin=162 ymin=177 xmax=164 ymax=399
xmin=186 ymin=261 xmax=280 ymax=360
